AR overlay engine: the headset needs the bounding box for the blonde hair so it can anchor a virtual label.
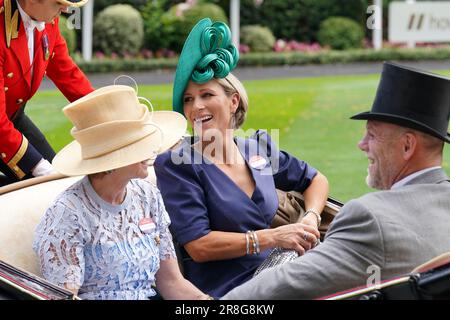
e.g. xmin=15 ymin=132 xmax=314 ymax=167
xmin=216 ymin=73 xmax=249 ymax=129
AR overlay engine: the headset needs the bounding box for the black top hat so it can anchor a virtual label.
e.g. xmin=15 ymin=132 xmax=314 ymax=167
xmin=351 ymin=62 xmax=450 ymax=143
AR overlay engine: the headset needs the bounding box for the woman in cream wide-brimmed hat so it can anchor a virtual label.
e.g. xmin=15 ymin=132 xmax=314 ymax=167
xmin=33 ymin=85 xmax=211 ymax=300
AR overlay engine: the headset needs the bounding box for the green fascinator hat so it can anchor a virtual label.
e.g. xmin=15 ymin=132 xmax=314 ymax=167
xmin=173 ymin=18 xmax=239 ymax=115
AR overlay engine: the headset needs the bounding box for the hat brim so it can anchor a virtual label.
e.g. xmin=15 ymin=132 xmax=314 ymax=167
xmin=351 ymin=111 xmax=450 ymax=143
xmin=53 ymin=111 xmax=187 ymax=176
xmin=58 ymin=0 xmax=89 ymax=7
xmin=173 ymin=18 xmax=212 ymax=115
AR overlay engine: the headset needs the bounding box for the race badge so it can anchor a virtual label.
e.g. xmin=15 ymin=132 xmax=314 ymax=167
xmin=249 ymin=155 xmax=267 ymax=170
xmin=138 ymin=217 xmax=156 ymax=234
xmin=42 ymin=34 xmax=50 ymax=60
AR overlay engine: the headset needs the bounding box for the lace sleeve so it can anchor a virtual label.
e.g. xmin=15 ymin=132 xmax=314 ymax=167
xmin=33 ymin=201 xmax=85 ymax=290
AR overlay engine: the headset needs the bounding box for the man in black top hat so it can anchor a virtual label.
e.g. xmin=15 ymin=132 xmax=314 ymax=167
xmin=351 ymin=62 xmax=450 ymax=190
xmin=223 ymin=62 xmax=450 ymax=300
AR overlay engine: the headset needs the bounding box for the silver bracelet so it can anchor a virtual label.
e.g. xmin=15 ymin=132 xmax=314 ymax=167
xmin=245 ymin=231 xmax=251 ymax=255
xmin=250 ymin=231 xmax=256 ymax=255
xmin=304 ymin=209 xmax=321 ymax=228
xmin=252 ymin=231 xmax=260 ymax=255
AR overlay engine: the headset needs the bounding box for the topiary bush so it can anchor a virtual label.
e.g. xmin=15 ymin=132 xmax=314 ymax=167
xmin=240 ymin=25 xmax=276 ymax=53
xmin=161 ymin=2 xmax=228 ymax=52
xmin=58 ymin=16 xmax=77 ymax=54
xmin=317 ymin=17 xmax=364 ymax=50
xmin=93 ymin=4 xmax=144 ymax=56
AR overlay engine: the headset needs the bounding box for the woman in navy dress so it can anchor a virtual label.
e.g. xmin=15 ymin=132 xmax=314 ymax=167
xmin=154 ymin=19 xmax=329 ymax=298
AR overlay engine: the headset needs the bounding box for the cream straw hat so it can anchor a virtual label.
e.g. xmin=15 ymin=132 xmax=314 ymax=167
xmin=52 ymin=85 xmax=186 ymax=176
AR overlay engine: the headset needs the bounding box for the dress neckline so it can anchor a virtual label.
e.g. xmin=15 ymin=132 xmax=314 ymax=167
xmin=188 ymin=138 xmax=258 ymax=202
xmin=82 ymin=176 xmax=131 ymax=213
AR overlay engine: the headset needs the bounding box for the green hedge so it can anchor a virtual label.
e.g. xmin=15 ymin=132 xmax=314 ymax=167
xmin=74 ymin=47 xmax=450 ymax=73
xmin=212 ymin=0 xmax=368 ymax=42
xmin=239 ymin=47 xmax=450 ymax=66
xmin=74 ymin=57 xmax=178 ymax=73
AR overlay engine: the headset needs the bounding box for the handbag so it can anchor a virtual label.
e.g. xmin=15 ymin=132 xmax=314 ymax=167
xmin=254 ymin=190 xmax=341 ymax=277
xmin=253 ymin=191 xmax=304 ymax=278
xmin=271 ymin=189 xmax=339 ymax=241
xmin=270 ymin=190 xmax=306 ymax=228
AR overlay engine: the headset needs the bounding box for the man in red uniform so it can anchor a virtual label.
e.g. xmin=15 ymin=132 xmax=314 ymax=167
xmin=0 ymin=0 xmax=94 ymax=185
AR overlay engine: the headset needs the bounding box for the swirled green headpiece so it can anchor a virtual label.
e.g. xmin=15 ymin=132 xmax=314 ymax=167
xmin=173 ymin=18 xmax=239 ymax=115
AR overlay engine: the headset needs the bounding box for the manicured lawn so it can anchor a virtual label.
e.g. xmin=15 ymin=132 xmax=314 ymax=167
xmin=26 ymin=71 xmax=450 ymax=202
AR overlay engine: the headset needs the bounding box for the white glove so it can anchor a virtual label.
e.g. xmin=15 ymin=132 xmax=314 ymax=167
xmin=31 ymin=159 xmax=57 ymax=177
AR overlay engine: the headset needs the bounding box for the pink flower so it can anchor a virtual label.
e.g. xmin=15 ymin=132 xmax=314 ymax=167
xmin=239 ymin=44 xmax=250 ymax=54
xmin=274 ymin=39 xmax=286 ymax=52
xmin=141 ymin=49 xmax=153 ymax=59
xmin=274 ymin=40 xmax=324 ymax=52
xmin=94 ymin=51 xmax=105 ymax=59
xmin=154 ymin=49 xmax=163 ymax=58
xmin=254 ymin=0 xmax=264 ymax=7
xmin=312 ymin=43 xmax=322 ymax=51
xmin=165 ymin=50 xmax=176 ymax=58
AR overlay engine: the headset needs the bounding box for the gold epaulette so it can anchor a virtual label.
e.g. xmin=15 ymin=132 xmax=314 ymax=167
xmin=7 ymin=135 xmax=28 ymax=179
xmin=4 ymin=0 xmax=19 ymax=48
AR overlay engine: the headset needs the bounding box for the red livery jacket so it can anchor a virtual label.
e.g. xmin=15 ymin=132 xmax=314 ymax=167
xmin=0 ymin=0 xmax=93 ymax=179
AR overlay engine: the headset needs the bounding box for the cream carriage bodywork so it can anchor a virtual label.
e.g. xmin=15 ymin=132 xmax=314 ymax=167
xmin=1 ymin=169 xmax=447 ymax=300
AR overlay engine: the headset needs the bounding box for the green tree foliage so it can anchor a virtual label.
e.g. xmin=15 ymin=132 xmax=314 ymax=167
xmin=93 ymin=0 xmax=148 ymax=14
xmin=141 ymin=0 xmax=169 ymax=51
xmin=58 ymin=16 xmax=77 ymax=54
xmin=212 ymin=0 xmax=367 ymax=42
xmin=161 ymin=2 xmax=228 ymax=52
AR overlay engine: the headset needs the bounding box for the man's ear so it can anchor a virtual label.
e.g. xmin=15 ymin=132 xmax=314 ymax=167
xmin=402 ymin=132 xmax=417 ymax=161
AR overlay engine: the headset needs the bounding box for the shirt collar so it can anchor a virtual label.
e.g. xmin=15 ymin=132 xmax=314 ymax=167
xmin=391 ymin=166 xmax=442 ymax=190
xmin=16 ymin=0 xmax=46 ymax=32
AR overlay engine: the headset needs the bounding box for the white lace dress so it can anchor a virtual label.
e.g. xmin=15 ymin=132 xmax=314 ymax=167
xmin=33 ymin=176 xmax=176 ymax=300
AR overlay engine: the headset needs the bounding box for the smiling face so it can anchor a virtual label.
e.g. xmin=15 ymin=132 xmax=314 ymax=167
xmin=23 ymin=0 xmax=69 ymax=23
xmin=358 ymin=121 xmax=406 ymax=190
xmin=183 ymin=79 xmax=239 ymax=136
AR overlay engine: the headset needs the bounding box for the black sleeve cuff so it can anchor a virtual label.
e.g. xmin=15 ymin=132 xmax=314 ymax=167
xmin=7 ymin=136 xmax=42 ymax=179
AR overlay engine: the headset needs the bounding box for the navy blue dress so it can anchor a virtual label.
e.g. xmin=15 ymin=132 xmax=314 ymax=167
xmin=154 ymin=130 xmax=317 ymax=297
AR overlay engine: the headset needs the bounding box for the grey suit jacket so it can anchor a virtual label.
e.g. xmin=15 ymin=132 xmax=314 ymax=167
xmin=222 ymin=168 xmax=450 ymax=299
